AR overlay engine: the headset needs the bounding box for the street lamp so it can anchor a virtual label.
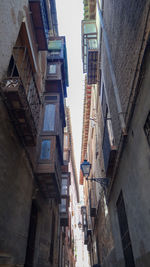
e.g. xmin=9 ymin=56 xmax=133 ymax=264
xmin=80 ymin=159 xmax=109 ymax=188
xmin=80 ymin=159 xmax=91 ymax=177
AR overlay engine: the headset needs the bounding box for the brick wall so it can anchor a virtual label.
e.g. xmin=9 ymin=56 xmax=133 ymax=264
xmin=101 ymin=0 xmax=150 ymax=146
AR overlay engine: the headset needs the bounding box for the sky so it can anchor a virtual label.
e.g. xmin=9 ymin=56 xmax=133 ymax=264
xmin=55 ymin=0 xmax=84 ymax=179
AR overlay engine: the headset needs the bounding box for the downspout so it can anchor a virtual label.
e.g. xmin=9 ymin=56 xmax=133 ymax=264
xmin=96 ymin=0 xmax=127 ymax=135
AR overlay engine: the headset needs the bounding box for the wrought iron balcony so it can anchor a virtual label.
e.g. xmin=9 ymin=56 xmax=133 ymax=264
xmin=29 ymin=0 xmax=49 ymax=50
xmin=35 ymin=136 xmax=62 ymax=201
xmin=1 ymin=46 xmax=41 ymax=146
xmin=1 ymin=76 xmax=40 ymax=146
xmin=87 ymin=39 xmax=98 ymax=84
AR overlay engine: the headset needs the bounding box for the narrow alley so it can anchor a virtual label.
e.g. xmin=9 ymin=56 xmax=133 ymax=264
xmin=0 ymin=0 xmax=150 ymax=267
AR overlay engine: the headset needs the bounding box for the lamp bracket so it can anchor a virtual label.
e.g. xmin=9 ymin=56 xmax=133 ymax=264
xmin=86 ymin=177 xmax=109 ymax=187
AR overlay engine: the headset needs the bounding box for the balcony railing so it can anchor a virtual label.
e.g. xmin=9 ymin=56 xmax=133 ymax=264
xmin=1 ymin=47 xmax=41 ymax=145
xmin=87 ymin=39 xmax=98 ymax=84
xmin=29 ymin=0 xmax=49 ymax=50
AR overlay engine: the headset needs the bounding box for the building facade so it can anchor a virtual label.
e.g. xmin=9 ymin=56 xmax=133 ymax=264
xmin=59 ymin=107 xmax=80 ymax=267
xmin=80 ymin=0 xmax=150 ymax=267
xmin=0 ymin=1 xmax=80 ymax=267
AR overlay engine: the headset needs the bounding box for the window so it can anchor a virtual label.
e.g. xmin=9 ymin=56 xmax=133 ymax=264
xmin=144 ymin=111 xmax=150 ymax=146
xmin=116 ymin=192 xmax=135 ymax=267
xmin=40 ymin=140 xmax=51 ymax=160
xmin=64 ymin=134 xmax=69 ymax=149
xmin=60 ymin=198 xmax=67 ymax=213
xmin=63 ymin=150 xmax=70 ymax=162
xmin=43 ymin=104 xmax=56 ymax=131
xmin=61 ymin=178 xmax=68 ymax=195
xmin=48 ymin=64 xmax=56 ymax=74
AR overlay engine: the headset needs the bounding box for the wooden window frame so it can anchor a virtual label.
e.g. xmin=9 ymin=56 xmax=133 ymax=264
xmin=41 ymin=93 xmax=60 ymax=135
xmin=47 ymin=62 xmax=61 ymax=79
xmin=38 ymin=136 xmax=55 ymax=164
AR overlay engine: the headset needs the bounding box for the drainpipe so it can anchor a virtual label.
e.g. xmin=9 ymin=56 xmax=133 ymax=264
xmin=96 ymin=0 xmax=127 ymax=135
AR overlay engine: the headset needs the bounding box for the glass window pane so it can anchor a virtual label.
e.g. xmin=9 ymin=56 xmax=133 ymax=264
xmin=43 ymin=104 xmax=56 ymax=131
xmin=60 ymin=198 xmax=67 ymax=212
xmin=40 ymin=140 xmax=51 ymax=160
xmin=48 ymin=40 xmax=62 ymax=50
xmin=49 ymin=64 xmax=56 ymax=74
xmin=64 ymin=134 xmax=68 ymax=148
xmin=84 ymin=23 xmax=96 ymax=34
xmin=63 ymin=151 xmax=69 ymax=161
xmin=61 ymin=178 xmax=68 ymax=195
xmin=88 ymin=39 xmax=97 ymax=49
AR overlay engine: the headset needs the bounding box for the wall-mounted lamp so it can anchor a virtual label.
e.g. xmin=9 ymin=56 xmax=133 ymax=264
xmin=80 ymin=159 xmax=109 ymax=188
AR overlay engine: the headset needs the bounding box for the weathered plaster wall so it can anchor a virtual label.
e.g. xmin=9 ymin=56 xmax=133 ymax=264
xmin=0 ymin=1 xmax=48 ymax=266
xmin=0 ymin=98 xmax=33 ymax=265
xmin=0 ymin=0 xmax=28 ymax=80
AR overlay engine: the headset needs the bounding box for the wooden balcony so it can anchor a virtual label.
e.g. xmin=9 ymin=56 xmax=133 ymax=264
xmin=46 ymin=36 xmax=69 ymax=97
xmin=35 ymin=136 xmax=62 ymax=201
xmin=1 ymin=77 xmax=40 ymax=146
xmin=29 ymin=0 xmax=48 ymax=50
xmin=41 ymin=93 xmax=65 ymax=158
xmin=45 ymin=62 xmax=66 ymax=97
xmin=47 ymin=37 xmax=65 ymax=61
